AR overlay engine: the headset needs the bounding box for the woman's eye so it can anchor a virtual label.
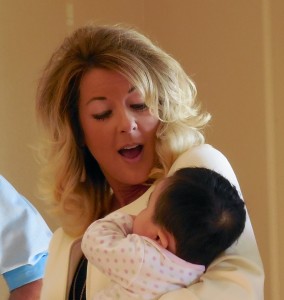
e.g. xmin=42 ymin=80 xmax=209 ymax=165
xmin=92 ymin=110 xmax=112 ymax=120
xmin=131 ymin=103 xmax=148 ymax=111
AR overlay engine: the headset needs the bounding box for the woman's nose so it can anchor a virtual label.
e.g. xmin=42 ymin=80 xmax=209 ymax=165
xmin=119 ymin=111 xmax=138 ymax=133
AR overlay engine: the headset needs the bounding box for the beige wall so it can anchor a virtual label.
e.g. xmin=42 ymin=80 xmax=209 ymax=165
xmin=0 ymin=1 xmax=283 ymax=299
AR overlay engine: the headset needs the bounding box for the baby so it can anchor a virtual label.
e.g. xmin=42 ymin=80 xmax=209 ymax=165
xmin=82 ymin=167 xmax=246 ymax=299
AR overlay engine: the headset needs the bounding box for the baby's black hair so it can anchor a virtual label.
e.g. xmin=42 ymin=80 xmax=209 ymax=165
xmin=153 ymin=167 xmax=246 ymax=267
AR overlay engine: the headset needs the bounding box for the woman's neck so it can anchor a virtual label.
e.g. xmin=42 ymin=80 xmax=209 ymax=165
xmin=112 ymin=184 xmax=150 ymax=208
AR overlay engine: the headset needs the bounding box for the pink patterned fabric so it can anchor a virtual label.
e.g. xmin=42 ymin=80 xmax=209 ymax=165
xmin=82 ymin=211 xmax=205 ymax=299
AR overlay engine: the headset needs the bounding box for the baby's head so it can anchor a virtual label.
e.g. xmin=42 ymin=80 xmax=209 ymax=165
xmin=133 ymin=167 xmax=246 ymax=266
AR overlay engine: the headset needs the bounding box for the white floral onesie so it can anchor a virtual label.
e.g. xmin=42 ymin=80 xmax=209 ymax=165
xmin=82 ymin=211 xmax=205 ymax=300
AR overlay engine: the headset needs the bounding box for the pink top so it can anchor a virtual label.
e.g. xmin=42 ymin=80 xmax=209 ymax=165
xmin=82 ymin=211 xmax=205 ymax=300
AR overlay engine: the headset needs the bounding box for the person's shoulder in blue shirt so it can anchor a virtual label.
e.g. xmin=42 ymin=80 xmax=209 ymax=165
xmin=0 ymin=175 xmax=52 ymax=299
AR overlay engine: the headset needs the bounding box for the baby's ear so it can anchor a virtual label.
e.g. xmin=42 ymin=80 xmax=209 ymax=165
xmin=157 ymin=228 xmax=169 ymax=249
xmin=157 ymin=228 xmax=177 ymax=254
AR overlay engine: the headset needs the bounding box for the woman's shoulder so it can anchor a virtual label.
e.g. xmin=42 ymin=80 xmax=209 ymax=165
xmin=170 ymin=144 xmax=226 ymax=169
xmin=170 ymin=144 xmax=240 ymax=189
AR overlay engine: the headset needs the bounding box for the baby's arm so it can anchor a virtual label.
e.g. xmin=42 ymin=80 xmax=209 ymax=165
xmin=82 ymin=211 xmax=204 ymax=299
xmin=81 ymin=211 xmax=144 ymax=288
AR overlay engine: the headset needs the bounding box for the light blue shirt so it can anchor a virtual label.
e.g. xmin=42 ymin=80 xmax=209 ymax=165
xmin=0 ymin=175 xmax=52 ymax=291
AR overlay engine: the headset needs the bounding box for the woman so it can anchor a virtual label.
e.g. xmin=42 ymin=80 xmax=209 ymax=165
xmin=37 ymin=24 xmax=264 ymax=300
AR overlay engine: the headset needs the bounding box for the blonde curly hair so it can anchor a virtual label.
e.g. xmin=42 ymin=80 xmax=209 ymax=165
xmin=36 ymin=24 xmax=210 ymax=236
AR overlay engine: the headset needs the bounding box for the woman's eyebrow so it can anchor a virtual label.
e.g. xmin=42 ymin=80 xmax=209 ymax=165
xmin=86 ymin=86 xmax=135 ymax=105
xmin=86 ymin=96 xmax=106 ymax=105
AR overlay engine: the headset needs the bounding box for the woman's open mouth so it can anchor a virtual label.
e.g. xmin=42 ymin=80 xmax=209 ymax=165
xmin=118 ymin=145 xmax=143 ymax=159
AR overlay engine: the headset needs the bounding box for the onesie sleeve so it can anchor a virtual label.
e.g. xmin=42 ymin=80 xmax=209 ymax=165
xmin=82 ymin=211 xmax=205 ymax=300
xmin=82 ymin=211 xmax=145 ymax=289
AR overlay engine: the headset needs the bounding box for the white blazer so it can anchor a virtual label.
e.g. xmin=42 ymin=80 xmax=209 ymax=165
xmin=41 ymin=144 xmax=264 ymax=300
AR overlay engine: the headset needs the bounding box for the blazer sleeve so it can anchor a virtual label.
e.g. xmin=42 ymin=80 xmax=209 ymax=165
xmin=158 ymin=144 xmax=264 ymax=300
